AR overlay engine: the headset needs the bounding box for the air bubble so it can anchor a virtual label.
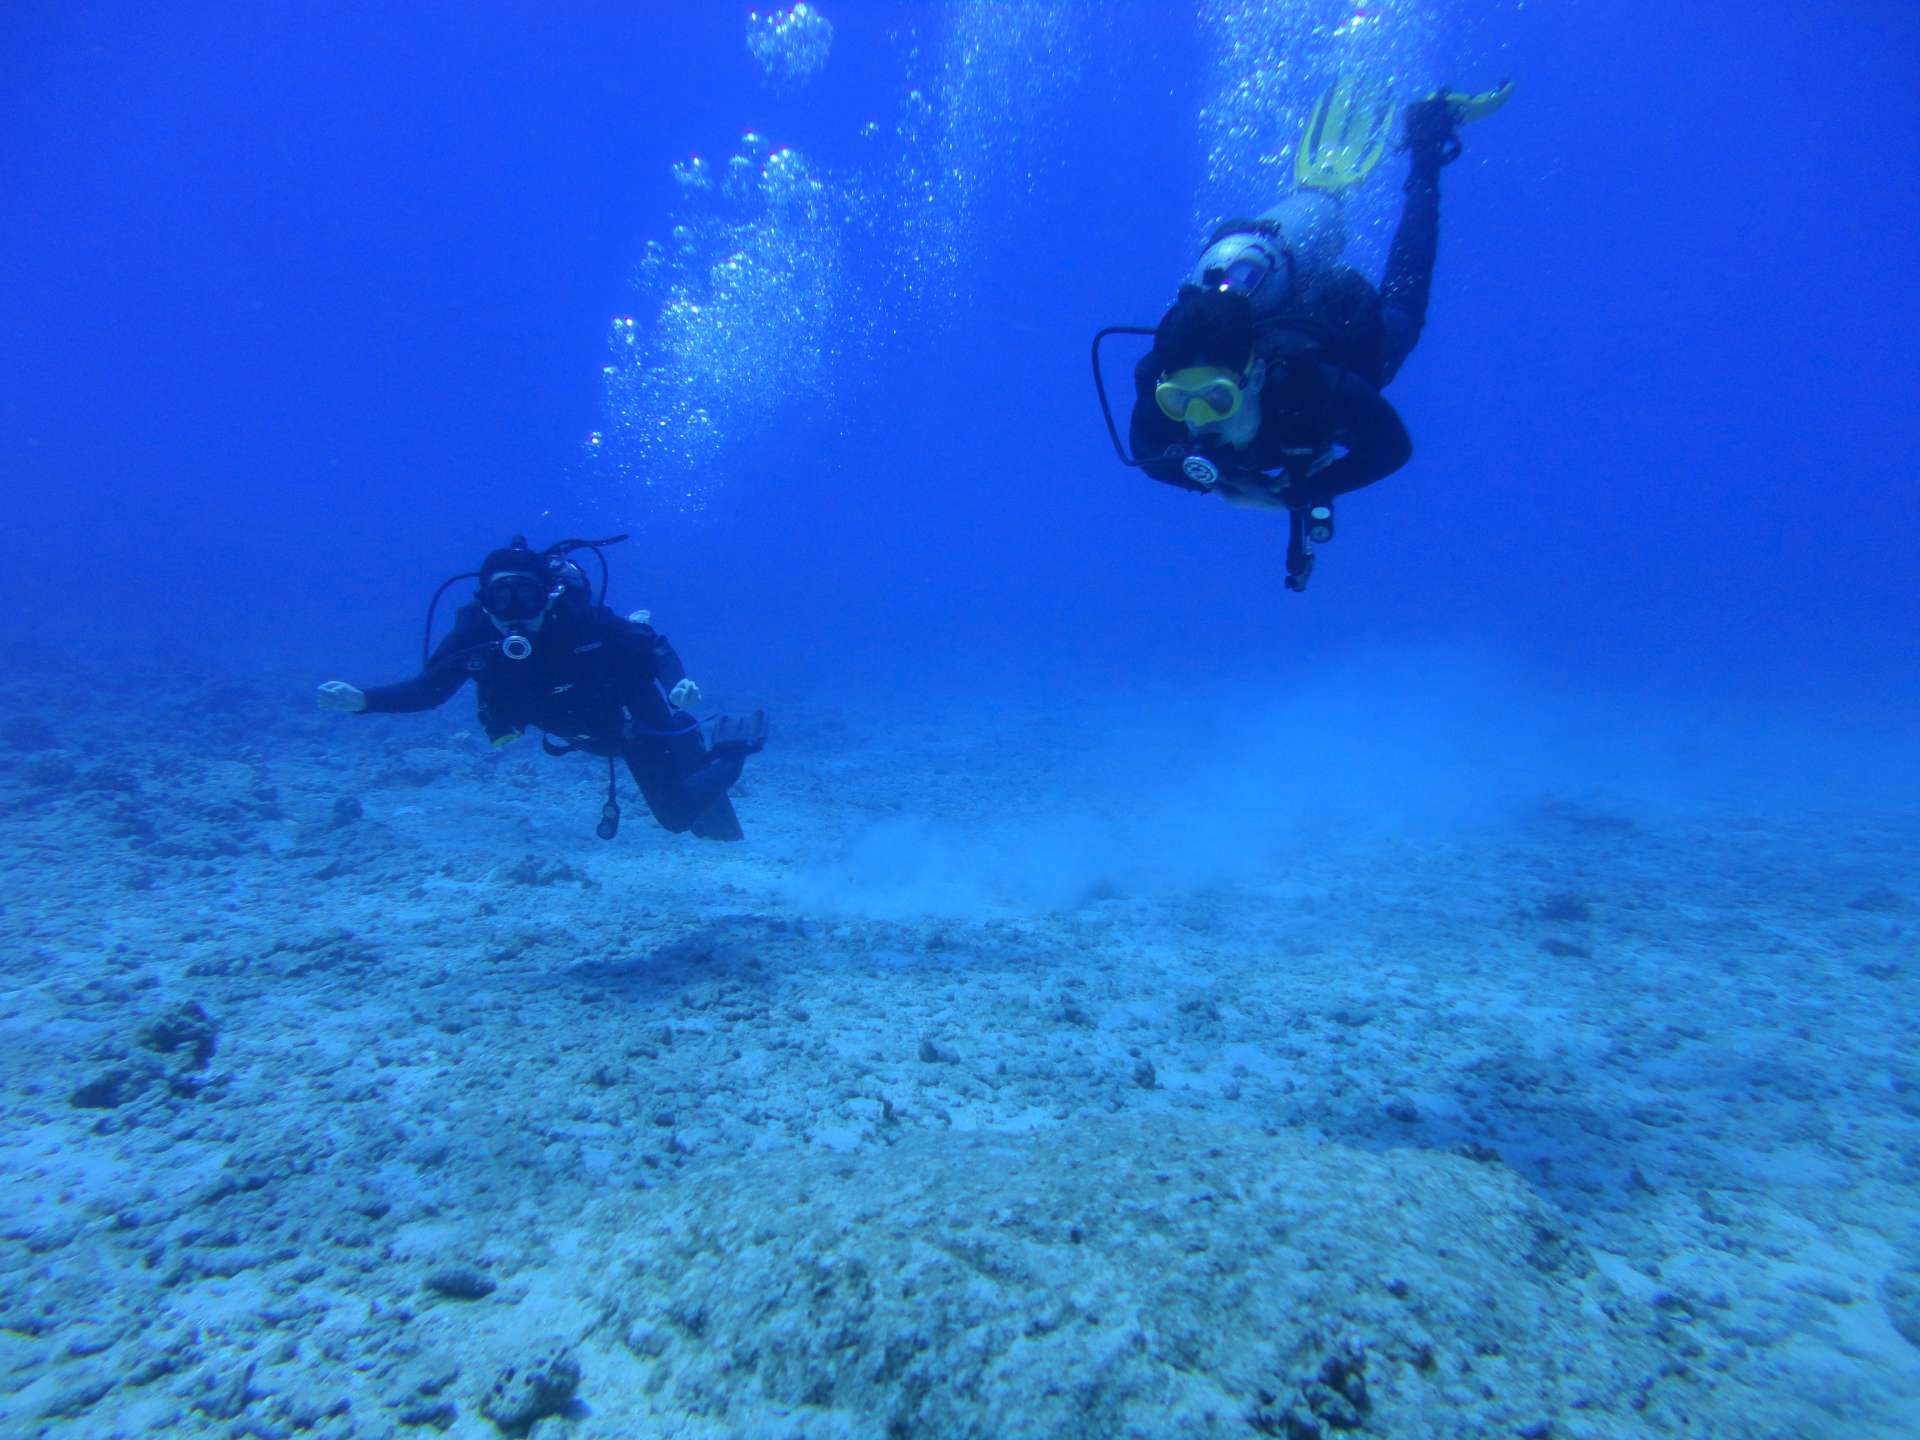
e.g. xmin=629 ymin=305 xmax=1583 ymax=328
xmin=747 ymin=4 xmax=833 ymax=91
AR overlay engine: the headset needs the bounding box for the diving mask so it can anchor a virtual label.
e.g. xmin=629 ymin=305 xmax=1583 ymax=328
xmin=1155 ymin=364 xmax=1248 ymax=426
xmin=481 ymin=572 xmax=554 ymax=624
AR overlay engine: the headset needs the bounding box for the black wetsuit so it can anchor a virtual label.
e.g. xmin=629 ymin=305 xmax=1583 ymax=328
xmin=1129 ymin=161 xmax=1442 ymax=508
xmin=361 ymin=601 xmax=749 ymax=841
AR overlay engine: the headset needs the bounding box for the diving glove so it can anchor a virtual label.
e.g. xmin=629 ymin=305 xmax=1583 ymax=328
xmin=316 ymin=681 xmax=367 ymax=714
xmin=1400 ymin=97 xmax=1459 ymax=168
xmin=1402 ymin=81 xmax=1514 ymax=169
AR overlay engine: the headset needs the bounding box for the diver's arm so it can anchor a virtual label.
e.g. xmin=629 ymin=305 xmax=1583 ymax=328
xmin=358 ymin=658 xmax=470 ymax=715
xmin=613 ymin=618 xmax=695 ymax=717
xmin=354 ymin=620 xmax=484 ymax=715
xmin=1315 ymin=268 xmax=1390 ymax=388
xmin=1378 ymin=139 xmax=1444 ymax=385
xmin=1297 ymin=367 xmax=1412 ymax=503
xmin=642 ymin=628 xmax=689 ymax=693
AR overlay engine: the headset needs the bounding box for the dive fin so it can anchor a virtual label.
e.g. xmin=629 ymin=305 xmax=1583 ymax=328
xmin=1294 ymin=74 xmax=1396 ymax=195
xmin=690 ymin=795 xmax=745 ymax=842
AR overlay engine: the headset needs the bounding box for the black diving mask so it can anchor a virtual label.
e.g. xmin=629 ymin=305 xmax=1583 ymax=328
xmin=481 ymin=572 xmax=553 ymax=624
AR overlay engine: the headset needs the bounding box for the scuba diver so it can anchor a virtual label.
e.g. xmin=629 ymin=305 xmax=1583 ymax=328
xmin=1094 ymin=76 xmax=1512 ymax=591
xmin=316 ymin=536 xmax=767 ymax=842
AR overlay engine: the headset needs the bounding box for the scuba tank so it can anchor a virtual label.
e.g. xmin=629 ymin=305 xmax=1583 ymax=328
xmin=1189 ymin=192 xmax=1347 ymax=323
xmin=1191 ymin=227 xmax=1293 ymax=310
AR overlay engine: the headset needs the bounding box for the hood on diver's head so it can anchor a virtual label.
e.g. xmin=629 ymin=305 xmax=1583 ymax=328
xmin=479 ymin=537 xmax=543 ymax=586
xmin=1154 ymin=288 xmax=1255 ymax=373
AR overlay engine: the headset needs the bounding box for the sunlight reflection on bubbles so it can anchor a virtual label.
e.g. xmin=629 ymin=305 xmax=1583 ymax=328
xmin=748 ymin=3 xmax=834 ymax=91
xmin=839 ymin=3 xmax=1084 ymax=336
xmin=596 ymin=136 xmax=838 ymax=512
xmin=591 ymin=2 xmax=1088 ymax=512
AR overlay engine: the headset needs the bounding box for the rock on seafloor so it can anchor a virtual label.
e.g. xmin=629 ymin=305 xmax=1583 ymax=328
xmin=586 ymin=1116 xmax=1682 ymax=1439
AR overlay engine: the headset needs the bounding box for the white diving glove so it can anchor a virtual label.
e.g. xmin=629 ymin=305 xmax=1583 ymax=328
xmin=316 ymin=681 xmax=367 ymax=714
xmin=668 ymin=678 xmax=701 ymax=709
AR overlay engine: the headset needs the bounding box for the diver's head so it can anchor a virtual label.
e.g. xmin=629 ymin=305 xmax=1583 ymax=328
xmin=478 ymin=538 xmax=562 ymax=648
xmin=1152 ymin=288 xmax=1266 ymax=435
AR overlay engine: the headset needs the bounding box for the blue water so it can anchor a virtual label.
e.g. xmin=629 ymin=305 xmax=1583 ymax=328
xmin=9 ymin=0 xmax=1914 ymax=706
xmin=4 ymin=2 xmax=1918 ymax=1436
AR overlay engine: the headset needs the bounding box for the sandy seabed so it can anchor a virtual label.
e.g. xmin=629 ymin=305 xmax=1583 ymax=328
xmin=2 ymin=669 xmax=1916 ymax=1440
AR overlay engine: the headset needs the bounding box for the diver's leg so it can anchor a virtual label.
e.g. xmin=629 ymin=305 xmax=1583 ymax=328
xmin=621 ymin=747 xmax=687 ymax=832
xmin=623 ymin=736 xmax=749 ymax=839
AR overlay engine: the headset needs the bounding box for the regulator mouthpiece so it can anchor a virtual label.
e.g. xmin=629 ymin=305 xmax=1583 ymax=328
xmin=1181 ymin=455 xmax=1222 ymax=487
xmin=500 ymin=633 xmax=534 ymax=662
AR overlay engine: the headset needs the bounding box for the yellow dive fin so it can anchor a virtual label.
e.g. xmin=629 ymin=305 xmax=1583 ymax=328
xmin=1424 ymin=80 xmax=1515 ymax=126
xmin=1294 ymin=74 xmax=1396 ymax=195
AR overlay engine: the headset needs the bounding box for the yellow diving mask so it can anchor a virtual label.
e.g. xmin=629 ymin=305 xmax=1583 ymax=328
xmin=1155 ymin=364 xmax=1248 ymax=426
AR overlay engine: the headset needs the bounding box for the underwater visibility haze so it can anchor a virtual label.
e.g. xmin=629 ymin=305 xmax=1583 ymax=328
xmin=2 ymin=1 xmax=1918 ymax=1436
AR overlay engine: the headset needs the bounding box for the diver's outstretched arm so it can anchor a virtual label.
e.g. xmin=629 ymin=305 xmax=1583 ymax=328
xmin=1379 ymin=86 xmax=1511 ymax=383
xmin=356 ymin=661 xmax=469 ymax=715
xmin=1378 ymin=102 xmax=1453 ymax=385
xmin=332 ymin=608 xmax=492 ymax=716
xmin=353 ymin=625 xmax=480 ymax=715
xmin=1379 ymin=169 xmax=1439 ymax=384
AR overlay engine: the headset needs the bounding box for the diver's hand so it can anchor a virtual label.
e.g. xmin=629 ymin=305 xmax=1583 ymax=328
xmin=1401 ymin=96 xmax=1457 ymax=166
xmin=316 ymin=681 xmax=367 ymax=714
xmin=669 ymin=678 xmax=702 ymax=709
